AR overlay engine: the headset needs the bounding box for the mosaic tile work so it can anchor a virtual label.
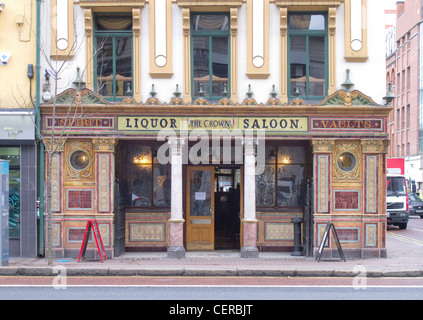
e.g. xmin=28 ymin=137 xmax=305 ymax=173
xmin=264 ymin=222 xmax=294 ymax=241
xmin=129 ymin=223 xmax=166 ymax=242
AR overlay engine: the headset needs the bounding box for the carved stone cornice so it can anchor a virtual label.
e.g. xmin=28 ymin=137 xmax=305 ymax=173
xmin=275 ymin=0 xmax=343 ymax=8
xmin=78 ymin=0 xmax=146 ymax=9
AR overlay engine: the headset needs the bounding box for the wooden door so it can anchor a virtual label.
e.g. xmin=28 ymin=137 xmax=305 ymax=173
xmin=186 ymin=167 xmax=215 ymax=251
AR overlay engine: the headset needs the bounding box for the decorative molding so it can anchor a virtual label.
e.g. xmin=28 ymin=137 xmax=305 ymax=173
xmin=93 ymin=138 xmax=117 ymax=152
xmin=312 ymin=139 xmax=335 ymax=153
xmin=132 ymin=8 xmax=142 ymax=102
xmin=365 ymin=155 xmax=377 ymax=213
xmin=361 ymin=140 xmax=386 ymax=154
xmin=79 ymin=0 xmax=146 ymax=8
xmin=317 ymin=155 xmax=329 ymax=213
xmin=344 ymin=0 xmax=368 ymax=62
xmin=51 ymin=0 xmax=75 ymax=60
xmin=83 ymin=9 xmax=94 ymax=90
xmin=275 ymin=0 xmax=343 ymax=8
xmin=246 ymin=0 xmax=270 ymax=79
xmin=279 ymin=7 xmax=288 ymax=103
xmin=318 ymin=90 xmax=382 ymax=107
xmin=333 ymin=141 xmax=361 ymax=183
xmin=328 ymin=7 xmax=337 ymax=94
xmin=98 ymin=154 xmax=110 ymax=212
xmin=64 ymin=140 xmax=94 ymax=180
xmin=149 ymin=0 xmax=173 ymax=78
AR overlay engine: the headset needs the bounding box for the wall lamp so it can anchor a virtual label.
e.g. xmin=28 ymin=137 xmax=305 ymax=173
xmin=0 ymin=3 xmax=5 ymax=12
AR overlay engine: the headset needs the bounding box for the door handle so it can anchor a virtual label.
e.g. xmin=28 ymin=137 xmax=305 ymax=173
xmin=210 ymin=207 xmax=214 ymax=220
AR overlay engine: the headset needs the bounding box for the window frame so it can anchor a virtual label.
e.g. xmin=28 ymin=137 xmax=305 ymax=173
xmin=287 ymin=12 xmax=328 ymax=100
xmin=190 ymin=12 xmax=231 ymax=101
xmin=93 ymin=14 xmax=134 ymax=101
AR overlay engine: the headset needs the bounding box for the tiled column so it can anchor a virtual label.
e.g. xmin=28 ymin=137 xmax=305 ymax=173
xmin=241 ymin=137 xmax=259 ymax=258
xmin=167 ymin=138 xmax=186 ymax=259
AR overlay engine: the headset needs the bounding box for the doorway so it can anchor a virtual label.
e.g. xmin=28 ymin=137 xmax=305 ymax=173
xmin=186 ymin=166 xmax=242 ymax=251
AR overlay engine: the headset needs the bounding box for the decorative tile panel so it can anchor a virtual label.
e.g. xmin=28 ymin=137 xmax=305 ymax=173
xmin=317 ymin=155 xmax=329 ymax=213
xmin=129 ymin=223 xmax=166 ymax=242
xmin=66 ymin=189 xmax=94 ymax=210
xmin=333 ymin=190 xmax=360 ymax=211
xmin=264 ymin=222 xmax=293 ymax=241
xmin=98 ymin=154 xmax=110 ymax=212
xmin=365 ymin=224 xmax=377 ymax=247
xmin=336 ymin=227 xmax=360 ymax=243
xmin=366 ymin=155 xmax=377 ymax=213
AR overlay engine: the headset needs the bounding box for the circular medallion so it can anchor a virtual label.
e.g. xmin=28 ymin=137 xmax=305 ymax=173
xmin=69 ymin=150 xmax=90 ymax=171
xmin=337 ymin=152 xmax=357 ymax=172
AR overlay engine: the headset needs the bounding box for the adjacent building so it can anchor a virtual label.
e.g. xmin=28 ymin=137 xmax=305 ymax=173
xmin=0 ymin=1 xmax=38 ymax=258
xmin=386 ymin=0 xmax=423 ymax=193
xmin=39 ymin=0 xmax=390 ymax=259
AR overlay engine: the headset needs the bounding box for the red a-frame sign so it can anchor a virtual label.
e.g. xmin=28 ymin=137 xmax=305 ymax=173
xmin=78 ymin=219 xmax=107 ymax=262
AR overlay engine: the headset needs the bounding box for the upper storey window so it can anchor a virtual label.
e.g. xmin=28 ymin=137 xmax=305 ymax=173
xmin=191 ymin=13 xmax=230 ymax=101
xmin=288 ymin=13 xmax=327 ymax=100
xmin=94 ymin=14 xmax=133 ymax=100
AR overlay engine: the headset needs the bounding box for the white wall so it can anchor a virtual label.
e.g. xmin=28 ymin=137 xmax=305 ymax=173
xmin=42 ymin=1 xmax=387 ymax=106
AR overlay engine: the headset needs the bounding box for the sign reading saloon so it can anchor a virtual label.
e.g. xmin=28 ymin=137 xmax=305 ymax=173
xmin=118 ymin=116 xmax=309 ymax=133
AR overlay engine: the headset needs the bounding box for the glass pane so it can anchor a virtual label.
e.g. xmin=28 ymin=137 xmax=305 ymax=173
xmin=96 ymin=15 xmax=132 ymax=31
xmin=277 ymin=165 xmax=305 ymax=207
xmin=129 ymin=165 xmax=152 ymax=206
xmin=153 ymin=165 xmax=171 ymax=207
xmin=212 ymin=37 xmax=229 ymax=97
xmin=290 ymin=36 xmax=307 ymax=96
xmin=0 ymin=147 xmax=20 ymax=166
xmin=96 ymin=37 xmax=114 ymax=97
xmin=0 ymin=147 xmax=20 ymax=237
xmin=129 ymin=146 xmax=152 ymax=165
xmin=289 ymin=14 xmax=325 ymax=31
xmin=256 ymin=165 xmax=275 ymax=207
xmin=190 ymin=170 xmax=212 ymax=216
xmin=9 ymin=169 xmax=20 ymax=237
xmin=115 ymin=37 xmax=132 ymax=96
xmin=309 ymin=37 xmax=325 ymax=96
xmin=193 ymin=37 xmax=210 ymax=96
xmin=277 ymin=146 xmax=306 ymax=164
xmin=192 ymin=14 xmax=229 ymax=31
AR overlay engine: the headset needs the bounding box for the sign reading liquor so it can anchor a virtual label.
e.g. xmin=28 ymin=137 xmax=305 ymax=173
xmin=118 ymin=116 xmax=309 ymax=134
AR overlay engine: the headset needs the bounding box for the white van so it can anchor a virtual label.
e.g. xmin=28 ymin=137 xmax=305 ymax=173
xmin=386 ymin=174 xmax=409 ymax=229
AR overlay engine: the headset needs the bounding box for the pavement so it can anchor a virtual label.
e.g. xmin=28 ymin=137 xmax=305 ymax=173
xmin=2 ymin=233 xmax=423 ymax=278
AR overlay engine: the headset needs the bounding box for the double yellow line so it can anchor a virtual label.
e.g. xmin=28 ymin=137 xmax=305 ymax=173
xmin=387 ymin=231 xmax=423 ymax=246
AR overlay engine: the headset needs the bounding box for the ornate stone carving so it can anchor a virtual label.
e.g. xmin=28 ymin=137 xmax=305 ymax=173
xmin=312 ymin=140 xmax=335 ymax=153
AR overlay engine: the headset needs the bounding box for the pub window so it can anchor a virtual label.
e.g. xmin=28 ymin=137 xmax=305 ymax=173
xmin=0 ymin=147 xmax=20 ymax=237
xmin=94 ymin=14 xmax=133 ymax=100
xmin=125 ymin=146 xmax=171 ymax=208
xmin=191 ymin=13 xmax=230 ymax=101
xmin=256 ymin=145 xmax=310 ymax=208
xmin=288 ymin=13 xmax=327 ymax=100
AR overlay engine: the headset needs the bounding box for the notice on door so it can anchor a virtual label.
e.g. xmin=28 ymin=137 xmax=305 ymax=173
xmin=195 ymin=192 xmax=206 ymax=201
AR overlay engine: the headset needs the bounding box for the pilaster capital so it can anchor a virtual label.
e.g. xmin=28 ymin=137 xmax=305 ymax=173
xmin=311 ymin=139 xmax=335 ymax=153
xmin=361 ymin=139 xmax=390 ymax=154
xmin=92 ymin=138 xmax=118 ymax=153
xmin=242 ymin=137 xmax=258 ymax=156
xmin=168 ymin=137 xmax=186 ymax=156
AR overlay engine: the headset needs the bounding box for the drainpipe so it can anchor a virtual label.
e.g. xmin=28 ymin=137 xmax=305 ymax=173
xmin=35 ymin=0 xmax=44 ymax=257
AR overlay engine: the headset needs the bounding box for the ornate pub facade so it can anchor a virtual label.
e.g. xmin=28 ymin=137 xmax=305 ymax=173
xmin=40 ymin=0 xmax=390 ymax=259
